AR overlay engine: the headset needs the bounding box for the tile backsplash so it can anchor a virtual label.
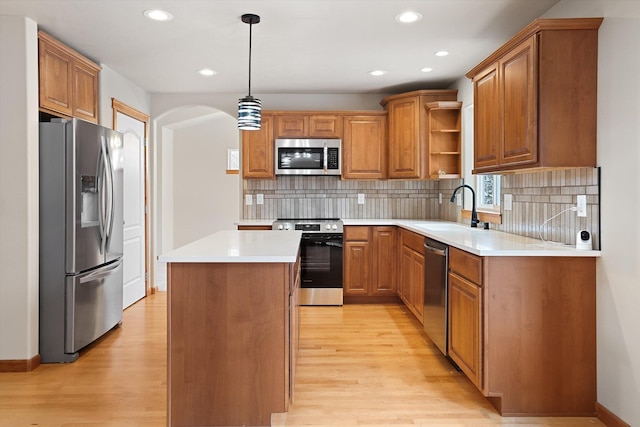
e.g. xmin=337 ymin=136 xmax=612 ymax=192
xmin=243 ymin=168 xmax=600 ymax=249
xmin=243 ymin=177 xmax=443 ymax=220
xmin=495 ymin=168 xmax=600 ymax=248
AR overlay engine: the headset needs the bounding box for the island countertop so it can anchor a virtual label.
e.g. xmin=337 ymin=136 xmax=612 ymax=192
xmin=158 ymin=230 xmax=302 ymax=263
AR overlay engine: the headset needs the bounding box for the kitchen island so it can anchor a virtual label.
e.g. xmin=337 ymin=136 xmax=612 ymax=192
xmin=159 ymin=230 xmax=302 ymax=427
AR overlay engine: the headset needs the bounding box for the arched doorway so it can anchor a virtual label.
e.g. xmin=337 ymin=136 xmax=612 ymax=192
xmin=151 ymin=105 xmax=240 ymax=290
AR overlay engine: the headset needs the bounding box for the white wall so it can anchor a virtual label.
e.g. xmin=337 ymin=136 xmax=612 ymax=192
xmin=0 ymin=16 xmax=39 ymax=360
xmin=98 ymin=64 xmax=150 ymax=128
xmin=172 ymin=113 xmax=240 ymax=248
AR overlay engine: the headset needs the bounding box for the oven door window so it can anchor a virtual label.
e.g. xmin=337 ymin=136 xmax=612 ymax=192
xmin=300 ymin=234 xmax=343 ymax=289
xmin=277 ymin=148 xmax=323 ymax=170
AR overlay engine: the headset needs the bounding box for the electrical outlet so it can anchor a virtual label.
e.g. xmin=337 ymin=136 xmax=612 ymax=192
xmin=256 ymin=194 xmax=264 ymax=205
xmin=357 ymin=193 xmax=365 ymax=205
xmin=504 ymin=194 xmax=513 ymax=211
xmin=577 ymin=195 xmax=587 ymax=217
xmin=245 ymin=194 xmax=253 ymax=205
xmin=438 ymin=193 xmax=442 ymax=204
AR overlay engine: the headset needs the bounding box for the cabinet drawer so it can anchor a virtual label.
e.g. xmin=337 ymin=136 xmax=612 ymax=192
xmin=401 ymin=229 xmax=424 ymax=253
xmin=449 ymin=247 xmax=482 ymax=285
xmin=344 ymin=226 xmax=370 ymax=241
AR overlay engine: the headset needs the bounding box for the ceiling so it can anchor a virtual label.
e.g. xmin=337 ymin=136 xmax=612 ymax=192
xmin=0 ymin=0 xmax=560 ymax=95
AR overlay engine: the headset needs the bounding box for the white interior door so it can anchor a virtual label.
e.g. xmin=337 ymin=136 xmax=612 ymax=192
xmin=116 ymin=112 xmax=146 ymax=308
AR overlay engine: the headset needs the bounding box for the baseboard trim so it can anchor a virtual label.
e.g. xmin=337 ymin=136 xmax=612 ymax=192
xmin=596 ymin=402 xmax=630 ymax=427
xmin=0 ymin=354 xmax=41 ymax=372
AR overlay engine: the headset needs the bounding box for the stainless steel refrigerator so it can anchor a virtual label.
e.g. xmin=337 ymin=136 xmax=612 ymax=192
xmin=39 ymin=118 xmax=124 ymax=363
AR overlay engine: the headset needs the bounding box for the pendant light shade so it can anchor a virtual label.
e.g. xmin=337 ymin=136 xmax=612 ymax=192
xmin=238 ymin=13 xmax=261 ymax=130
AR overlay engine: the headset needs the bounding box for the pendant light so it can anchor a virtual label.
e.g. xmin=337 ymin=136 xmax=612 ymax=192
xmin=238 ymin=13 xmax=261 ymax=130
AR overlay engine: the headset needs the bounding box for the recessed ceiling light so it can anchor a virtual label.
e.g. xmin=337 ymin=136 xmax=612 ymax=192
xmin=143 ymin=9 xmax=173 ymax=22
xmin=368 ymin=70 xmax=387 ymax=77
xmin=420 ymin=67 xmax=433 ymax=73
xmin=198 ymin=69 xmax=217 ymax=77
xmin=395 ymin=11 xmax=423 ymax=24
xmin=434 ymin=50 xmax=450 ymax=57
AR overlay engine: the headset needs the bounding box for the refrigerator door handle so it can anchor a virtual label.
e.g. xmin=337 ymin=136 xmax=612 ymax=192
xmin=104 ymin=136 xmax=115 ymax=250
xmin=99 ymin=137 xmax=110 ymax=255
xmin=96 ymin=141 xmax=106 ymax=254
xmin=79 ymin=260 xmax=122 ymax=284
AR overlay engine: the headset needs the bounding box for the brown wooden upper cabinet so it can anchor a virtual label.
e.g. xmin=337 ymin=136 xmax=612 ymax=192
xmin=381 ymin=90 xmax=458 ymax=179
xmin=342 ymin=114 xmax=387 ymax=179
xmin=242 ymin=113 xmax=275 ymax=179
xmin=274 ymin=113 xmax=342 ymax=138
xmin=466 ymin=18 xmax=603 ymax=174
xmin=38 ymin=31 xmax=100 ymax=123
xmin=426 ymin=101 xmax=462 ymax=179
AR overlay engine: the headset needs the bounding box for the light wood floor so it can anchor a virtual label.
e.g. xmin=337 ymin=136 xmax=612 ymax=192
xmin=0 ymin=292 xmax=603 ymax=427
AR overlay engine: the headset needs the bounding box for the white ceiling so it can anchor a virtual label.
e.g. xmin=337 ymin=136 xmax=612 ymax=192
xmin=0 ymin=0 xmax=560 ymax=95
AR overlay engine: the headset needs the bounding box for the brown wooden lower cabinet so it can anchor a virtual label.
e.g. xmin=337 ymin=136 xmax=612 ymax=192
xmin=448 ymin=246 xmax=597 ymax=416
xmin=398 ymin=229 xmax=425 ymax=323
xmin=448 ymin=248 xmax=483 ymax=389
xmin=343 ymin=226 xmax=397 ymax=302
xmin=167 ymin=259 xmax=298 ymax=426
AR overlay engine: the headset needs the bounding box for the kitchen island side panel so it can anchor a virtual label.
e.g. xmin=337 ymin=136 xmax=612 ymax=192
xmin=167 ymin=262 xmax=289 ymax=427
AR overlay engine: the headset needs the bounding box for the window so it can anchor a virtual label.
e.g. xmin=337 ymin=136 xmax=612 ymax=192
xmin=476 ymin=175 xmax=501 ymax=211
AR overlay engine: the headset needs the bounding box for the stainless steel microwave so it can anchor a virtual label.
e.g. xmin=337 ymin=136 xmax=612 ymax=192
xmin=275 ymin=138 xmax=341 ymax=176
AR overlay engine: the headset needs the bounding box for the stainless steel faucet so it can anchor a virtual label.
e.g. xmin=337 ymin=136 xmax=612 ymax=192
xmin=450 ymin=184 xmax=479 ymax=228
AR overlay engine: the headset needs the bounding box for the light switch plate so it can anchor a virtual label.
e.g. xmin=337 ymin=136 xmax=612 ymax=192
xmin=504 ymin=194 xmax=513 ymax=211
xmin=358 ymin=193 xmax=365 ymax=205
xmin=245 ymin=194 xmax=253 ymax=205
xmin=577 ymin=195 xmax=587 ymax=217
xmin=256 ymin=194 xmax=264 ymax=205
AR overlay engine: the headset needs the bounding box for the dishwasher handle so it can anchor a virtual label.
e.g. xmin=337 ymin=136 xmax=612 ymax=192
xmin=424 ymin=242 xmax=447 ymax=257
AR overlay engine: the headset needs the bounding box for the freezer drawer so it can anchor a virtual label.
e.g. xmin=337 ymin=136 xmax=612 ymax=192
xmin=65 ymin=260 xmax=123 ymax=353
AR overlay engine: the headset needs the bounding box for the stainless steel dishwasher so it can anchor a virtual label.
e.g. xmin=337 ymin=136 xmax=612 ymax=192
xmin=423 ymin=237 xmax=449 ymax=356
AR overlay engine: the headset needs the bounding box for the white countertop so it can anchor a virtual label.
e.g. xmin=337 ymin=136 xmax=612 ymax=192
xmin=158 ymin=230 xmax=302 ymax=263
xmin=236 ymin=219 xmax=600 ymax=257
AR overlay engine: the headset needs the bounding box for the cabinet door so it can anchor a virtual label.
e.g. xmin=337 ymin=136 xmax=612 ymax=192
xmin=309 ymin=115 xmax=342 ymax=138
xmin=448 ymin=272 xmax=482 ymax=389
xmin=39 ymin=37 xmax=73 ymax=116
xmin=343 ymin=241 xmax=370 ymax=296
xmin=399 ymin=246 xmax=412 ymax=304
xmin=242 ymin=114 xmax=275 ymax=179
xmin=372 ymin=227 xmax=396 ymax=295
xmin=275 ymin=115 xmax=307 ymax=137
xmin=342 ymin=116 xmax=387 ymax=179
xmin=388 ymin=98 xmax=421 ymax=178
xmin=410 ymin=249 xmax=424 ymax=322
xmin=473 ymin=63 xmax=501 ymax=171
xmin=501 ymin=36 xmax=537 ymax=167
xmin=72 ymin=60 xmax=99 ymax=123
xmin=400 ymin=245 xmax=424 ymax=322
